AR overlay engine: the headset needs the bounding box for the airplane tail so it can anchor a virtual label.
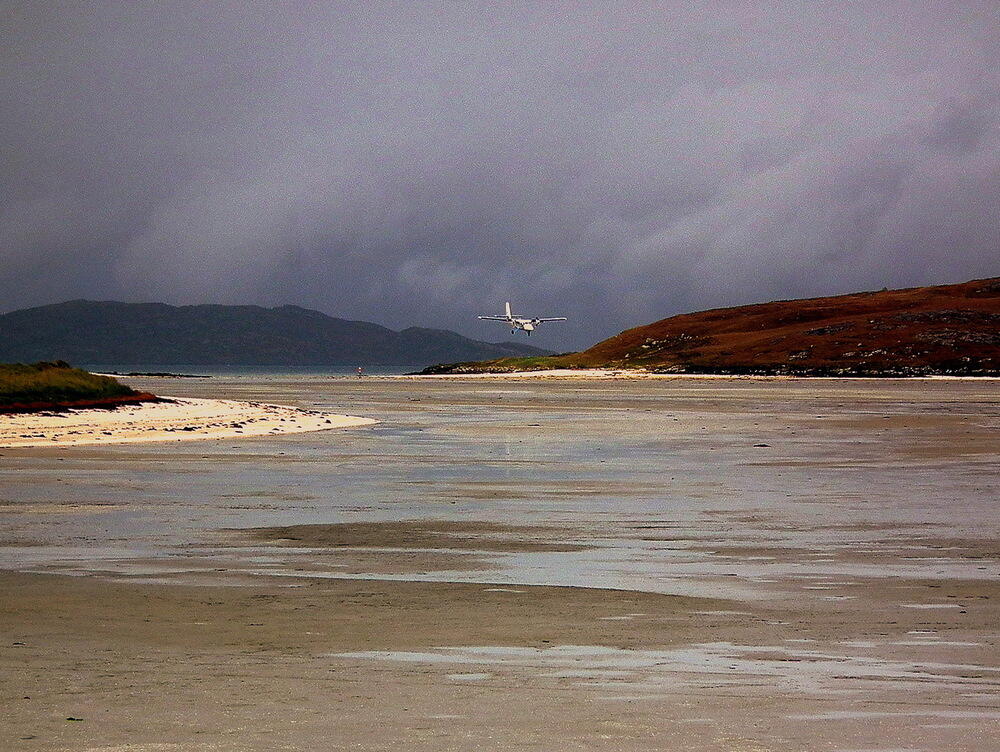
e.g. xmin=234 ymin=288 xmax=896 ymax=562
xmin=505 ymin=301 xmax=512 ymax=319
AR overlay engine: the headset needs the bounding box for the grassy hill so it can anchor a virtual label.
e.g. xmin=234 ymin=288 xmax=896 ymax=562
xmin=420 ymin=277 xmax=1000 ymax=376
xmin=0 ymin=361 xmax=150 ymax=412
xmin=0 ymin=301 xmax=550 ymax=366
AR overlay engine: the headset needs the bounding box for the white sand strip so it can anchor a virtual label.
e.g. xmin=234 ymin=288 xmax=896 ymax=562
xmin=397 ymin=369 xmax=637 ymax=379
xmin=0 ymin=397 xmax=376 ymax=448
xmin=395 ymin=369 xmax=774 ymax=380
xmin=397 ymin=369 xmax=1000 ymax=381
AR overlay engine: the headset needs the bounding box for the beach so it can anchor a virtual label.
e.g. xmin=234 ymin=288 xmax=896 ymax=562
xmin=406 ymin=368 xmax=1000 ymax=381
xmin=0 ymin=396 xmax=376 ymax=448
xmin=1 ymin=373 xmax=998 ymax=750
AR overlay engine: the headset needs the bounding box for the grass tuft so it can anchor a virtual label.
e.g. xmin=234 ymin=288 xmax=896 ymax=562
xmin=0 ymin=361 xmax=138 ymax=407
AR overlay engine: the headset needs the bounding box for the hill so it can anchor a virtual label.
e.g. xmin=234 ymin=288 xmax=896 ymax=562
xmin=0 ymin=361 xmax=154 ymax=413
xmin=0 ymin=301 xmax=550 ymax=366
xmin=420 ymin=277 xmax=1000 ymax=376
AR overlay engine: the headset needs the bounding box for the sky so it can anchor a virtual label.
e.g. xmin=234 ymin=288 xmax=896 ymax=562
xmin=2 ymin=1 xmax=998 ymax=350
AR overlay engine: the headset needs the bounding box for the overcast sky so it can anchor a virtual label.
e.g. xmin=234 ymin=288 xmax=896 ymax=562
xmin=2 ymin=1 xmax=998 ymax=349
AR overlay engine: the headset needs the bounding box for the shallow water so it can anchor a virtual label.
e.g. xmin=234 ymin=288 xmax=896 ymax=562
xmin=3 ymin=375 xmax=999 ymax=749
xmin=330 ymin=641 xmax=1000 ymax=699
xmin=1 ymin=375 xmax=998 ymax=597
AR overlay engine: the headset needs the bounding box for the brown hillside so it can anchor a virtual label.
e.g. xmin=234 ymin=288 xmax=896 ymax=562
xmin=568 ymin=277 xmax=1000 ymax=375
xmin=421 ymin=277 xmax=1000 ymax=375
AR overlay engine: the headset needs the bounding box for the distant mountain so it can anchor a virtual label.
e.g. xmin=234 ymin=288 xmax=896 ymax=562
xmin=422 ymin=277 xmax=1000 ymax=376
xmin=0 ymin=301 xmax=551 ymax=366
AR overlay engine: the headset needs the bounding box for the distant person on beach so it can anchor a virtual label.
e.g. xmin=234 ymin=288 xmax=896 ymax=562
xmin=356 ymin=367 xmax=364 ymax=378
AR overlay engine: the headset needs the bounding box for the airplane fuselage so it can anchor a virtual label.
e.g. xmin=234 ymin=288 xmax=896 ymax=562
xmin=478 ymin=302 xmax=566 ymax=336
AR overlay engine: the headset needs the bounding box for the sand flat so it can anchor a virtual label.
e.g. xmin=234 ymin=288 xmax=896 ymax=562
xmin=3 ymin=567 xmax=997 ymax=751
xmin=0 ymin=396 xmax=376 ymax=447
xmin=250 ymin=520 xmax=594 ymax=553
xmin=2 ymin=375 xmax=998 ymax=750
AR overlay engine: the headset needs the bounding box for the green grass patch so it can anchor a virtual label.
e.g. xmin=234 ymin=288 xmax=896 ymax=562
xmin=0 ymin=361 xmax=138 ymax=407
xmin=416 ymin=353 xmax=592 ymax=374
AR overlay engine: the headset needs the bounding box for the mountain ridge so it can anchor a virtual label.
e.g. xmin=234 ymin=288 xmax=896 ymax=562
xmin=0 ymin=300 xmax=550 ymax=366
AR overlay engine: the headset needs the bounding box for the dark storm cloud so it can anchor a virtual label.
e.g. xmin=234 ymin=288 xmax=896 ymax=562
xmin=2 ymin=1 xmax=998 ymax=348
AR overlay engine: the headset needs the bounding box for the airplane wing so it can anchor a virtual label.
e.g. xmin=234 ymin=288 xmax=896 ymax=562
xmin=477 ymin=316 xmax=510 ymax=320
xmin=534 ymin=317 xmax=567 ymax=322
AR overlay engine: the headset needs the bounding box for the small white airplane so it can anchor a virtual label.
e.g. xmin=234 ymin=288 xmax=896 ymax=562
xmin=478 ymin=301 xmax=566 ymax=336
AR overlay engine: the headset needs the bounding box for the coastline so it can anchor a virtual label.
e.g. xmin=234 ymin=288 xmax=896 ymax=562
xmin=396 ymin=367 xmax=1000 ymax=380
xmin=0 ymin=396 xmax=376 ymax=447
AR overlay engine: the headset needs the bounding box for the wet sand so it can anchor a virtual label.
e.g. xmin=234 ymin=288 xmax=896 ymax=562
xmin=3 ymin=563 xmax=996 ymax=751
xmin=1 ymin=375 xmax=998 ymax=750
xmin=250 ymin=520 xmax=594 ymax=552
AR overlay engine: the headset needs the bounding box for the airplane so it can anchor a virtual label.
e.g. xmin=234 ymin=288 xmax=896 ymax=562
xmin=478 ymin=301 xmax=566 ymax=336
